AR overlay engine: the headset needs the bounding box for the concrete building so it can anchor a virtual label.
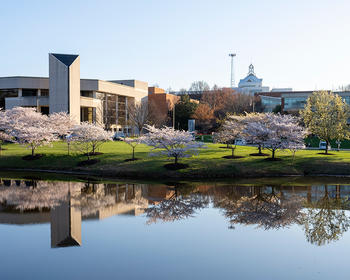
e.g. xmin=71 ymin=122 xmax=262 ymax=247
xmin=0 ymin=53 xmax=148 ymax=134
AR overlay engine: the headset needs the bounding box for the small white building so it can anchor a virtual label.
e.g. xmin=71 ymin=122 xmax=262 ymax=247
xmin=235 ymin=64 xmax=269 ymax=96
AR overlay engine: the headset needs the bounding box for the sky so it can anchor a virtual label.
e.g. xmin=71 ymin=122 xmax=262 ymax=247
xmin=1 ymin=0 xmax=350 ymax=91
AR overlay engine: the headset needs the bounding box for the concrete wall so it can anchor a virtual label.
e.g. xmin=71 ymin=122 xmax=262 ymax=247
xmin=0 ymin=76 xmax=49 ymax=89
xmin=49 ymin=54 xmax=80 ymax=122
xmin=69 ymin=57 xmax=81 ymax=122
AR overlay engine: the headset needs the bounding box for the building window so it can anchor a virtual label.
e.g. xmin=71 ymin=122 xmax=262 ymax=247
xmin=41 ymin=89 xmax=49 ymax=96
xmin=81 ymin=107 xmax=94 ymax=123
xmin=0 ymin=89 xmax=18 ymax=109
xmin=284 ymin=97 xmax=307 ymax=110
xmin=22 ymin=89 xmax=37 ymax=97
xmin=81 ymin=91 xmax=93 ymax=98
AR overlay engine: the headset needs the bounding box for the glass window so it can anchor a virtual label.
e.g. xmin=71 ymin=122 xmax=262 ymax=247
xmin=284 ymin=97 xmax=307 ymax=110
xmin=0 ymin=89 xmax=18 ymax=109
xmin=81 ymin=91 xmax=93 ymax=98
xmin=22 ymin=89 xmax=37 ymax=97
xmin=40 ymin=89 xmax=49 ymax=96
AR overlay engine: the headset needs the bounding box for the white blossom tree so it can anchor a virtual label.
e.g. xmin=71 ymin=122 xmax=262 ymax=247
xmin=0 ymin=109 xmax=14 ymax=155
xmin=123 ymin=137 xmax=141 ymax=160
xmin=260 ymin=114 xmax=306 ymax=160
xmin=3 ymin=107 xmax=56 ymax=158
xmin=49 ymin=112 xmax=76 ymax=155
xmin=216 ymin=115 xmax=245 ymax=158
xmin=70 ymin=122 xmax=113 ymax=160
xmin=241 ymin=113 xmax=269 ymax=155
xmin=141 ymin=125 xmax=205 ymax=166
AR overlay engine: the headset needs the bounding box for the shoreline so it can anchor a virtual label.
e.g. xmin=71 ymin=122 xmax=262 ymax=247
xmin=3 ymin=167 xmax=350 ymax=181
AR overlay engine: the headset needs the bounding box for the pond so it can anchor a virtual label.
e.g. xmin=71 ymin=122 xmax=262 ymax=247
xmin=0 ymin=174 xmax=350 ymax=280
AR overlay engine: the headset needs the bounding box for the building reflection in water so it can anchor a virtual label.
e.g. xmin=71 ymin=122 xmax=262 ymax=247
xmin=51 ymin=185 xmax=82 ymax=248
xmin=1 ymin=178 xmax=350 ymax=247
xmin=0 ymin=179 xmax=152 ymax=248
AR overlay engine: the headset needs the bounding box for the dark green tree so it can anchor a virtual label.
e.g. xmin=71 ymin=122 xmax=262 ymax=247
xmin=174 ymin=95 xmax=198 ymax=130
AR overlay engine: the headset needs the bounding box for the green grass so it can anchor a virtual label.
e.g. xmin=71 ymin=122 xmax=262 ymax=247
xmin=2 ymin=141 xmax=350 ymax=179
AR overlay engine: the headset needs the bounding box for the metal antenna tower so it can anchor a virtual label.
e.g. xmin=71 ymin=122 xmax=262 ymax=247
xmin=229 ymin=53 xmax=236 ymax=88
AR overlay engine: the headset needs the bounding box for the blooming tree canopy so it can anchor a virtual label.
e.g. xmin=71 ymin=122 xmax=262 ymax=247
xmin=49 ymin=112 xmax=77 ymax=155
xmin=0 ymin=109 xmax=14 ymax=154
xmin=241 ymin=113 xmax=269 ymax=154
xmin=259 ymin=113 xmax=306 ymax=159
xmin=216 ymin=115 xmax=245 ymax=157
xmin=70 ymin=122 xmax=113 ymax=160
xmin=3 ymin=107 xmax=56 ymax=157
xmin=49 ymin=112 xmax=76 ymax=137
xmin=141 ymin=125 xmax=205 ymax=164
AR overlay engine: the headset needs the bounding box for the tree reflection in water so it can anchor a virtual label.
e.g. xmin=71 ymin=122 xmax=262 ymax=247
xmin=0 ymin=180 xmax=72 ymax=211
xmin=144 ymin=186 xmax=209 ymax=224
xmin=301 ymin=185 xmax=350 ymax=246
xmin=216 ymin=187 xmax=305 ymax=230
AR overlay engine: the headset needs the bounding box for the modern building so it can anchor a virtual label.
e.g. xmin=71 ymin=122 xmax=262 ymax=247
xmin=0 ymin=53 xmax=148 ymax=134
xmin=256 ymin=90 xmax=350 ymax=113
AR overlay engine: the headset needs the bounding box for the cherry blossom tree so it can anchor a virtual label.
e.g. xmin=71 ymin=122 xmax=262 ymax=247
xmin=123 ymin=138 xmax=141 ymax=160
xmin=141 ymin=125 xmax=205 ymax=165
xmin=245 ymin=113 xmax=306 ymax=160
xmin=49 ymin=112 xmax=76 ymax=155
xmin=0 ymin=109 xmax=14 ymax=155
xmin=4 ymin=107 xmax=56 ymax=158
xmin=70 ymin=122 xmax=113 ymax=160
xmin=216 ymin=115 xmax=245 ymax=158
xmin=241 ymin=113 xmax=269 ymax=155
xmin=263 ymin=114 xmax=306 ymax=159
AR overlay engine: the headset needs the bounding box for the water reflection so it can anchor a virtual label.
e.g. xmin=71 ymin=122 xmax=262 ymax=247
xmin=1 ymin=178 xmax=350 ymax=248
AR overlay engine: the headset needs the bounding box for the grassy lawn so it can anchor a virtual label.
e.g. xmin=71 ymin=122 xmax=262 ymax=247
xmin=1 ymin=141 xmax=350 ymax=179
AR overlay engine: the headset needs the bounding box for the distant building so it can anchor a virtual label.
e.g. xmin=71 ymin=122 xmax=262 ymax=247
xmin=234 ymin=64 xmax=270 ymax=96
xmin=148 ymin=87 xmax=199 ymax=125
xmin=256 ymin=90 xmax=350 ymax=113
xmin=148 ymin=86 xmax=180 ymax=122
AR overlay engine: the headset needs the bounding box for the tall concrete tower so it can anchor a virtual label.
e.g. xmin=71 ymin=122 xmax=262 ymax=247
xmin=49 ymin=53 xmax=80 ymax=122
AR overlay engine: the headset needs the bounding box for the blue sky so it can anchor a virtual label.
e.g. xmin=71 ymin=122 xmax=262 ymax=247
xmin=1 ymin=0 xmax=349 ymax=91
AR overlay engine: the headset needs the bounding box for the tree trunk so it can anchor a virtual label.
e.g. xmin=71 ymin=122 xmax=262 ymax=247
xmin=132 ymin=147 xmax=135 ymax=160
xmin=175 ymin=156 xmax=178 ymax=165
xmin=32 ymin=146 xmax=35 ymax=157
xmin=325 ymin=140 xmax=329 ymax=154
xmin=231 ymin=147 xmax=235 ymax=157
xmin=258 ymin=145 xmax=262 ymax=154
xmin=272 ymin=149 xmax=275 ymax=159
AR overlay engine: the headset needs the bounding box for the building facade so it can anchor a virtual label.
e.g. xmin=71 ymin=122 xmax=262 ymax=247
xmin=256 ymin=90 xmax=350 ymax=113
xmin=235 ymin=64 xmax=270 ymax=95
xmin=0 ymin=53 xmax=148 ymax=134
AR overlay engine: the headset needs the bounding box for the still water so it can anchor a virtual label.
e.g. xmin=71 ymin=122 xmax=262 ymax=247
xmin=0 ymin=175 xmax=350 ymax=280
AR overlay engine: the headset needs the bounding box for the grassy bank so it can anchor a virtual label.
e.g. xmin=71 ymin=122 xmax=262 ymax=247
xmin=1 ymin=141 xmax=350 ymax=179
